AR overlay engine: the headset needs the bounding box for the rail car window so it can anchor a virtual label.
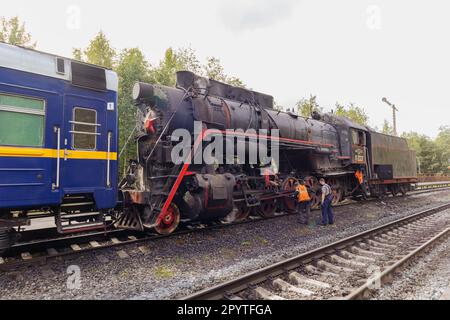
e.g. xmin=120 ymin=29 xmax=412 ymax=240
xmin=351 ymin=129 xmax=366 ymax=146
xmin=0 ymin=94 xmax=45 ymax=147
xmin=71 ymin=108 xmax=98 ymax=150
xmin=351 ymin=130 xmax=359 ymax=145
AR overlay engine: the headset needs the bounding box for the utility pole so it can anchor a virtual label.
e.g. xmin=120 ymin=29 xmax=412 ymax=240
xmin=382 ymin=97 xmax=399 ymax=136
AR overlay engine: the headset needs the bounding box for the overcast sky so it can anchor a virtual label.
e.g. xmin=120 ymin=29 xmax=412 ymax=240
xmin=2 ymin=0 xmax=449 ymax=137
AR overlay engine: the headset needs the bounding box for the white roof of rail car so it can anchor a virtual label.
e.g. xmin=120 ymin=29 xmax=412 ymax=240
xmin=0 ymin=42 xmax=118 ymax=92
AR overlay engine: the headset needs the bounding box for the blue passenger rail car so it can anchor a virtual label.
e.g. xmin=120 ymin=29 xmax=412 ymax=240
xmin=0 ymin=43 xmax=118 ymax=248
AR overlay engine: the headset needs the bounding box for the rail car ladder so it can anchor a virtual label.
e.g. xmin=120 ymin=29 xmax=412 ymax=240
xmin=55 ymin=195 xmax=106 ymax=234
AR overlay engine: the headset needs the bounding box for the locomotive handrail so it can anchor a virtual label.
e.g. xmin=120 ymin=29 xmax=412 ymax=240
xmin=69 ymin=130 xmax=101 ymax=136
xmin=53 ymin=126 xmax=61 ymax=190
xmin=69 ymin=120 xmax=101 ymax=127
xmin=107 ymin=131 xmax=112 ymax=188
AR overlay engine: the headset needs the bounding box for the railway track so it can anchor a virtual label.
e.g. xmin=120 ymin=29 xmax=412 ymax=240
xmin=1 ymin=184 xmax=449 ymax=271
xmin=183 ymin=202 xmax=450 ymax=300
xmin=0 ymin=216 xmax=267 ymax=271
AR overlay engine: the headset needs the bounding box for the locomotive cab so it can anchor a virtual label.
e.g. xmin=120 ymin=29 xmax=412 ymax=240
xmin=350 ymin=128 xmax=367 ymax=165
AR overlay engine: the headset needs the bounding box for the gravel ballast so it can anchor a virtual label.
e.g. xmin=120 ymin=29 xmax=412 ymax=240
xmin=373 ymin=233 xmax=450 ymax=300
xmin=1 ymin=189 xmax=450 ymax=300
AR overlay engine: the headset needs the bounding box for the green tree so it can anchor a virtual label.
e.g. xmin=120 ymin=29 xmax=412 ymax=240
xmin=382 ymin=119 xmax=394 ymax=135
xmin=73 ymin=31 xmax=116 ymax=68
xmin=154 ymin=49 xmax=246 ymax=88
xmin=153 ymin=48 xmax=182 ymax=86
xmin=0 ymin=16 xmax=36 ymax=48
xmin=153 ymin=47 xmax=203 ymax=86
xmin=116 ymin=48 xmax=153 ymax=174
xmin=436 ymin=126 xmax=450 ymax=173
xmin=204 ymin=56 xmax=227 ymax=82
xmin=72 ymin=48 xmax=83 ymax=61
xmin=227 ymin=76 xmax=246 ymax=88
xmin=402 ymin=132 xmax=443 ymax=174
xmin=334 ymin=102 xmax=369 ymax=126
xmin=176 ymin=47 xmax=202 ymax=75
xmin=273 ymin=101 xmax=284 ymax=111
xmin=296 ymin=95 xmax=322 ymax=117
xmin=203 ymin=56 xmax=246 ymax=88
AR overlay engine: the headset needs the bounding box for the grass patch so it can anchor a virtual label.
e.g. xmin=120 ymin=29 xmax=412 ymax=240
xmin=220 ymin=248 xmax=237 ymax=259
xmin=256 ymin=237 xmax=269 ymax=245
xmin=295 ymin=226 xmax=314 ymax=236
xmin=153 ymin=265 xmax=175 ymax=279
xmin=173 ymin=256 xmax=185 ymax=265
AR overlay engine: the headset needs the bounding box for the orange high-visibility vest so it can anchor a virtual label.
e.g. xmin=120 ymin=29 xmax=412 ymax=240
xmin=296 ymin=185 xmax=311 ymax=202
xmin=355 ymin=170 xmax=364 ymax=184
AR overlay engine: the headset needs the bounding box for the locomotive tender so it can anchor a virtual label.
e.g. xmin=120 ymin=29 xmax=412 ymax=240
xmin=0 ymin=43 xmax=417 ymax=253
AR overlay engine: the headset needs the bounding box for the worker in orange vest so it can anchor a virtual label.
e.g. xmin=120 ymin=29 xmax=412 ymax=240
xmin=294 ymin=179 xmax=312 ymax=225
xmin=355 ymin=170 xmax=364 ymax=185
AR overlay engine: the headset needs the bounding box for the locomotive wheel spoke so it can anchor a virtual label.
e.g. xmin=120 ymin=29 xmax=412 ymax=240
xmin=223 ymin=181 xmax=253 ymax=223
xmin=236 ymin=202 xmax=251 ymax=221
xmin=257 ymin=199 xmax=278 ymax=218
xmin=332 ymin=188 xmax=342 ymax=206
xmin=222 ymin=202 xmax=250 ymax=223
xmin=282 ymin=177 xmax=299 ymax=214
xmin=155 ymin=203 xmax=180 ymax=235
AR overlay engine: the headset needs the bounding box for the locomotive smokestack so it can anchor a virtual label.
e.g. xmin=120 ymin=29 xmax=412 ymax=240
xmin=132 ymin=82 xmax=155 ymax=104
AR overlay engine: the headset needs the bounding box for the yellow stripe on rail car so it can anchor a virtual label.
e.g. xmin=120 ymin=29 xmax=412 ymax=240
xmin=0 ymin=146 xmax=117 ymax=161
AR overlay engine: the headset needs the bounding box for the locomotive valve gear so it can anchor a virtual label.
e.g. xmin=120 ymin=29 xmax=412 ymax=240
xmin=295 ymin=180 xmax=312 ymax=225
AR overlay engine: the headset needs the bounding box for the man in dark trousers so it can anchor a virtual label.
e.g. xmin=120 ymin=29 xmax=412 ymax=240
xmin=319 ymin=178 xmax=334 ymax=226
xmin=294 ymin=179 xmax=312 ymax=225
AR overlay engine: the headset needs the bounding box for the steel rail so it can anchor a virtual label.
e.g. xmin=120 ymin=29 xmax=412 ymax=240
xmin=345 ymin=227 xmax=450 ymax=300
xmin=183 ymin=202 xmax=450 ymax=300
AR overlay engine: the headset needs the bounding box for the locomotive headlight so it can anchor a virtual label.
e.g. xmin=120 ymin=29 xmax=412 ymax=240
xmin=132 ymin=82 xmax=155 ymax=103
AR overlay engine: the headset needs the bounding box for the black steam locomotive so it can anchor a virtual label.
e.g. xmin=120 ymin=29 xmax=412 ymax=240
xmin=118 ymin=71 xmax=418 ymax=235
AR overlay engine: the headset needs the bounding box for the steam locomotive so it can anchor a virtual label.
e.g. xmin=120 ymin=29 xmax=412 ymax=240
xmin=118 ymin=71 xmax=418 ymax=234
xmin=0 ymin=43 xmax=417 ymax=253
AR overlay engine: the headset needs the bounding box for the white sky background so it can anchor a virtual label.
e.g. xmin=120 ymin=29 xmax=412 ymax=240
xmin=2 ymin=0 xmax=449 ymax=137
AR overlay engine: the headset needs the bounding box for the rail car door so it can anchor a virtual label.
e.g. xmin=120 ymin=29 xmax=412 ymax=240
xmin=0 ymin=88 xmax=60 ymax=209
xmin=61 ymin=95 xmax=109 ymax=200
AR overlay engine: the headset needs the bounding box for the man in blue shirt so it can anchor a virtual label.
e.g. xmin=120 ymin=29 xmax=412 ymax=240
xmin=320 ymin=178 xmax=334 ymax=226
